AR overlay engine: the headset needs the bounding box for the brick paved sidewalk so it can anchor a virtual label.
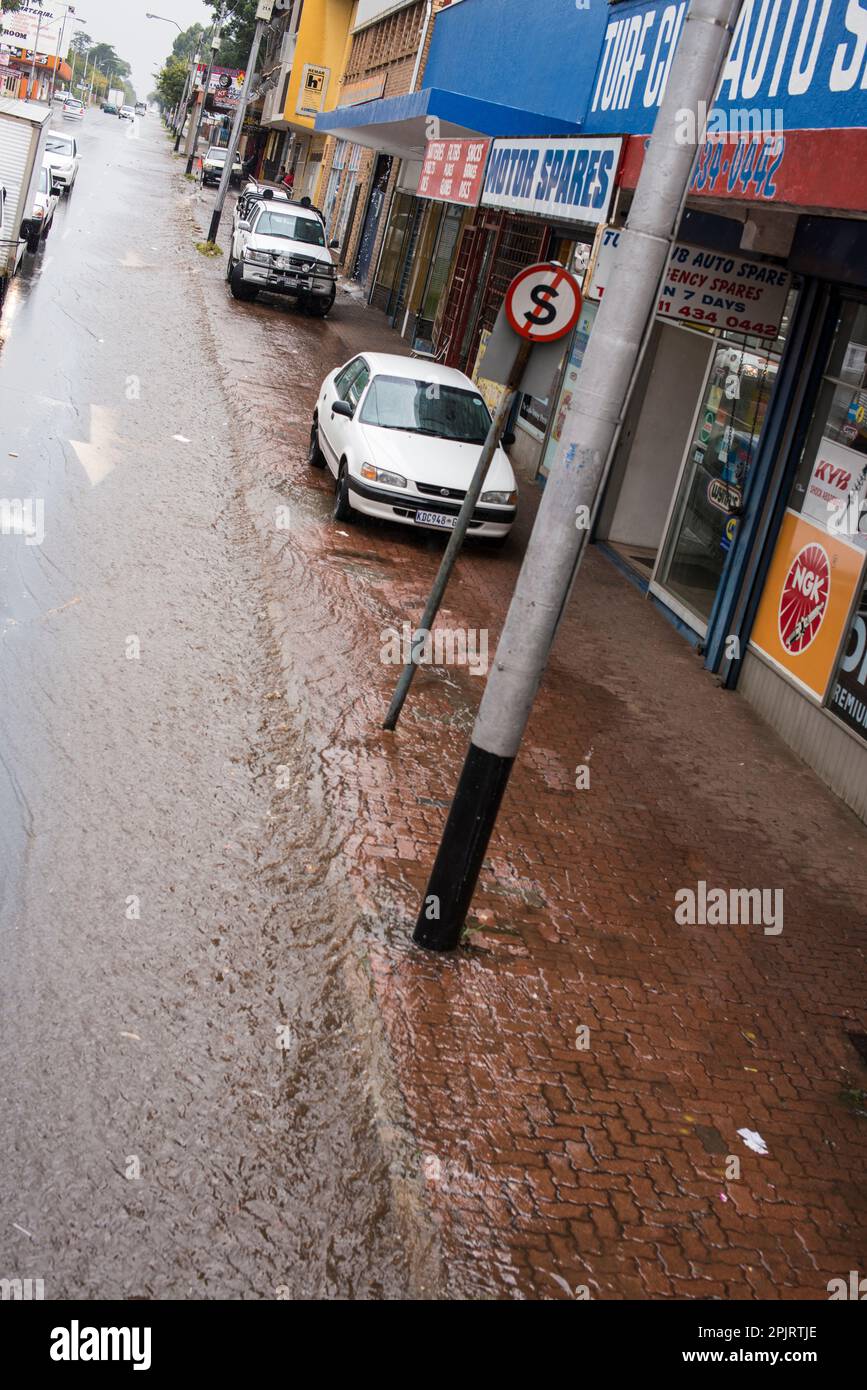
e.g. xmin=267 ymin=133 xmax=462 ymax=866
xmin=300 ymin=298 xmax=867 ymax=1302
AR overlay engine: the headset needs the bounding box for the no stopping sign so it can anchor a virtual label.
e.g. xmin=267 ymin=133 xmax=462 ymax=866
xmin=504 ymin=261 xmax=583 ymax=343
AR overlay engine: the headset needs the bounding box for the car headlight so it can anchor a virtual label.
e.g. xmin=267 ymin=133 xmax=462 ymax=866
xmin=244 ymin=249 xmax=271 ymax=266
xmin=481 ymin=490 xmax=518 ymax=505
xmin=361 ymin=463 xmax=406 ymax=489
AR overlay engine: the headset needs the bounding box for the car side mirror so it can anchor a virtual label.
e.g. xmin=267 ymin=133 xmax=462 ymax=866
xmin=329 ymin=239 xmax=339 ymax=250
xmin=332 ymin=400 xmax=353 ymax=418
xmin=51 ymin=183 xmax=63 ymax=196
xmin=502 ymin=430 xmax=516 ymax=447
xmin=238 ymin=219 xmax=252 ymax=232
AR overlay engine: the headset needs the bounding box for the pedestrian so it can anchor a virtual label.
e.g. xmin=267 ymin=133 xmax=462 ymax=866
xmin=281 ymin=167 xmax=295 ymax=194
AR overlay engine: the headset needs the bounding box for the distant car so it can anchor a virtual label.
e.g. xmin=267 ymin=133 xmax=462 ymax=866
xmin=135 ymin=102 xmax=147 ymax=116
xmin=26 ymin=163 xmax=60 ymax=251
xmin=309 ymin=353 xmax=518 ymax=540
xmin=102 ymin=102 xmax=118 ymax=115
xmin=43 ymin=131 xmax=79 ymax=194
xmin=119 ymin=105 xmax=135 ymax=121
xmin=201 ymin=145 xmax=243 ymax=188
xmin=227 ymin=194 xmax=337 ymax=314
xmin=63 ymin=97 xmax=84 ymax=121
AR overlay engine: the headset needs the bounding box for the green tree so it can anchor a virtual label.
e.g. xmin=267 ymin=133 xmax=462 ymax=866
xmin=171 ymin=23 xmax=205 ymax=62
xmin=1 ymin=1 xmax=23 ymax=12
xmin=153 ymin=55 xmax=188 ymax=111
xmin=210 ymin=0 xmax=258 ymax=70
xmin=68 ymin=31 xmax=93 ymax=60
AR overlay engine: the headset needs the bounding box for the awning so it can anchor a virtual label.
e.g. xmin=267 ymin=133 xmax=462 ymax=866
xmin=314 ymin=87 xmax=582 ymax=161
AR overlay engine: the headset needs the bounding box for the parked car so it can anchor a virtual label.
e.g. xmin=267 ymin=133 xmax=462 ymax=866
xmin=118 ymin=105 xmax=135 ymax=121
xmin=201 ymin=145 xmax=243 ymax=188
xmin=227 ymin=194 xmax=337 ymax=313
xmin=102 ymin=102 xmax=118 ymax=115
xmin=28 ymin=162 xmax=60 ymax=248
xmin=43 ymin=130 xmax=79 ymax=194
xmin=62 ymin=97 xmax=84 ymax=121
xmin=308 ymin=354 xmax=518 ymax=540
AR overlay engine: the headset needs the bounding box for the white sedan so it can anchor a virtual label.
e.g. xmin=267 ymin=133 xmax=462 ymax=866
xmin=309 ymin=353 xmax=517 ymax=541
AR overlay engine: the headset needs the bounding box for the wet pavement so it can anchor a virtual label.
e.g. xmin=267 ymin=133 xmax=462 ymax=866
xmin=0 ymin=111 xmax=424 ymax=1299
xmin=3 ymin=109 xmax=865 ymax=1305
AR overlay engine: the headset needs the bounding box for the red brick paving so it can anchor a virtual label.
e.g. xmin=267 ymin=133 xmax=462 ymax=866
xmin=296 ymin=300 xmax=867 ymax=1302
xmin=193 ymin=222 xmax=867 ymax=1299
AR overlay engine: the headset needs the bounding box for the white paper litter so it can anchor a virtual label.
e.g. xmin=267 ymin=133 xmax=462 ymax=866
xmin=737 ymin=1127 xmax=769 ymax=1155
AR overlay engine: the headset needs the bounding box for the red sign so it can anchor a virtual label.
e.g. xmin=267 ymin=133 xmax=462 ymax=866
xmin=778 ymin=541 xmax=831 ymax=655
xmin=418 ymin=138 xmax=489 ymax=207
xmin=504 ymin=262 xmax=583 ymax=343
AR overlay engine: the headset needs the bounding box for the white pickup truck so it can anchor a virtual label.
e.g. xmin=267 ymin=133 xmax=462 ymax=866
xmin=0 ymin=99 xmax=52 ymax=315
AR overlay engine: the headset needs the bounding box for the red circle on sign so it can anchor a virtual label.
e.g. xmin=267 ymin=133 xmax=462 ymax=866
xmin=778 ymin=541 xmax=831 ymax=654
xmin=504 ymin=261 xmax=583 ymax=343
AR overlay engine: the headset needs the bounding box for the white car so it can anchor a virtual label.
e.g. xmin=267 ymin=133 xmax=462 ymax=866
xmin=119 ymin=104 xmax=135 ymax=121
xmin=44 ymin=130 xmax=79 ymax=194
xmin=26 ymin=163 xmax=60 ymax=250
xmin=63 ymin=97 xmax=84 ymax=121
xmin=201 ymin=145 xmax=242 ymax=187
xmin=227 ymin=194 xmax=336 ymax=315
xmin=309 ymin=353 xmax=518 ymax=540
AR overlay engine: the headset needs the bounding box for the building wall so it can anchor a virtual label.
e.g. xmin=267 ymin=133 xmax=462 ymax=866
xmin=284 ymin=0 xmax=358 ymax=131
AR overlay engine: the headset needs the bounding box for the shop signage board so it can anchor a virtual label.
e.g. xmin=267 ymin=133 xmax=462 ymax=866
xmin=197 ymin=66 xmax=245 ymax=111
xmin=340 ymin=75 xmax=386 ymax=107
xmin=828 ymin=584 xmax=867 ymax=743
xmin=750 ymin=511 xmax=865 ymax=701
xmin=587 ymin=227 xmax=791 ymax=340
xmin=802 ymin=436 xmax=867 ymax=550
xmin=0 ymin=2 xmax=62 ymax=57
xmin=297 ymin=64 xmax=329 ymax=117
xmin=417 ymin=138 xmax=489 ymax=207
xmin=480 ymin=136 xmax=621 ymax=226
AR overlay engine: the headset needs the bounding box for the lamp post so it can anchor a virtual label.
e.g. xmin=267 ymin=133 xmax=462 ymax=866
xmin=26 ymin=13 xmax=43 ymax=101
xmin=186 ymin=6 xmax=223 ymax=176
xmin=49 ymin=6 xmax=87 ymax=103
xmin=146 ymin=10 xmax=184 ymax=132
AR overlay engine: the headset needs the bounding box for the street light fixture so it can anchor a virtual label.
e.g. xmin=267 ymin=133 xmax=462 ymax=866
xmin=145 ymin=13 xmax=183 ymax=32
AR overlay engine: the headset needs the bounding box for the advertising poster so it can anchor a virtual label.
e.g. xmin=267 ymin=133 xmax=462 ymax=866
xmin=538 ymin=301 xmax=598 ymax=479
xmin=801 ymin=435 xmax=867 ymax=550
xmin=198 ymin=66 xmax=245 ymax=111
xmin=0 ymin=2 xmax=62 ymax=57
xmin=418 ymin=138 xmax=489 ymax=207
xmin=827 ymin=581 xmax=867 ymax=744
xmin=750 ymin=511 xmax=865 ymax=700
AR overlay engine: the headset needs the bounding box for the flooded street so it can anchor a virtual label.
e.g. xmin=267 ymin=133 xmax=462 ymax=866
xmin=0 ymin=111 xmax=423 ymax=1299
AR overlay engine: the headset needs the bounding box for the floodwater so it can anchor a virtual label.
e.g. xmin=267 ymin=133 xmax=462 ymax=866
xmin=0 ymin=108 xmax=425 ymax=1299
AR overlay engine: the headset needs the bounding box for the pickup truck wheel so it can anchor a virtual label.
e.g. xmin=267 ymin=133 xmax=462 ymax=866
xmin=230 ymin=264 xmax=257 ymax=302
xmin=26 ymin=232 xmax=40 ymax=254
xmin=225 ymin=251 xmax=235 ymax=282
xmin=305 ymin=290 xmax=335 ymax=318
xmin=308 ymin=418 xmax=326 ymax=469
xmin=333 ymin=462 xmax=354 ymax=522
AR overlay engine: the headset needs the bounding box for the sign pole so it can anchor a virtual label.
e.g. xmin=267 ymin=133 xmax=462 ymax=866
xmin=186 ymin=8 xmax=223 ymax=177
xmin=413 ymin=0 xmax=743 ymax=952
xmin=384 ymin=260 xmax=581 ymax=732
xmin=206 ymin=15 xmax=268 ymax=246
xmin=382 ymin=338 xmax=532 ymax=732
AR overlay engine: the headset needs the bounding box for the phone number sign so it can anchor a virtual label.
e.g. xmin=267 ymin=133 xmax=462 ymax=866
xmin=588 ymin=229 xmax=791 ymax=339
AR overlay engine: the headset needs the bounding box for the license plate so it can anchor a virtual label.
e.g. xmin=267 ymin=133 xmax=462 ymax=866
xmin=415 ymin=509 xmax=456 ymax=530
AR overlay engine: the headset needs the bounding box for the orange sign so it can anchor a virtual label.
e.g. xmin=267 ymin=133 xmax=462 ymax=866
xmin=751 ymin=511 xmax=865 ymax=699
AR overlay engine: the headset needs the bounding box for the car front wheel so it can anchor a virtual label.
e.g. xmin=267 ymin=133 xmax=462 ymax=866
xmin=308 ymin=418 xmax=325 ymax=468
xmin=333 ymin=462 xmax=354 ymax=522
xmin=230 ymin=264 xmax=258 ymax=301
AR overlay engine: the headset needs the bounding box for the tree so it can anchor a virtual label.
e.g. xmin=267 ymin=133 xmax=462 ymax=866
xmin=153 ymin=55 xmax=188 ymax=111
xmin=1 ymin=1 xmax=23 ymax=12
xmin=68 ymin=31 xmax=93 ymax=60
xmin=210 ymin=0 xmax=258 ymax=70
xmin=171 ymin=23 xmax=205 ymax=62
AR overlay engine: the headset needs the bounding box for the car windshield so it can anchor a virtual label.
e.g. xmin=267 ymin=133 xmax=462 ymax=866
xmin=207 ymin=149 xmax=227 ymax=162
xmin=46 ymin=137 xmax=72 ymax=155
xmin=255 ymin=211 xmax=325 ymax=245
xmin=359 ymin=375 xmax=492 ymax=444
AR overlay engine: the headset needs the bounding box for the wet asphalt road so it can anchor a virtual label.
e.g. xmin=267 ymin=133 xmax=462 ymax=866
xmin=0 ymin=111 xmax=416 ymax=1298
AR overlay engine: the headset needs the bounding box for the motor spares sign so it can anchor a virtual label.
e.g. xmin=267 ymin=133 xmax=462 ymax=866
xmin=418 ymin=138 xmax=489 ymax=207
xmin=481 ymin=136 xmax=621 ymax=226
xmin=0 ymin=2 xmax=62 ymax=56
xmin=588 ymin=227 xmax=790 ymax=338
xmin=750 ymin=511 xmax=865 ymax=701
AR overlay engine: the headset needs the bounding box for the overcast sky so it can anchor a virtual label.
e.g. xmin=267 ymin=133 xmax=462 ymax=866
xmin=72 ymin=0 xmax=212 ymax=98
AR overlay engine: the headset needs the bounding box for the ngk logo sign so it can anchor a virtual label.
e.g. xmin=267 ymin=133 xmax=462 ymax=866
xmin=779 ymin=543 xmax=830 ymax=654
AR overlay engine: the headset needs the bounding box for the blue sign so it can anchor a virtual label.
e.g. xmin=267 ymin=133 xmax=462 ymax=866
xmin=584 ymin=0 xmax=867 ymax=135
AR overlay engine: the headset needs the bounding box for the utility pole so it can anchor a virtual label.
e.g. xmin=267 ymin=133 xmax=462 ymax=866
xmin=413 ymin=0 xmax=744 ymax=953
xmin=186 ymin=6 xmax=223 ymax=176
xmin=26 ymin=14 xmax=43 ymax=101
xmin=206 ymin=6 xmax=271 ymax=246
xmin=174 ymin=51 xmax=199 ymax=151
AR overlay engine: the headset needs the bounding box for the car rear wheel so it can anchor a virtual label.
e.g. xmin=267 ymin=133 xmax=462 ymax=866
xmin=333 ymin=462 xmax=354 ymax=522
xmin=303 ymin=290 xmax=335 ymax=318
xmin=230 ymin=264 xmax=258 ymax=301
xmin=308 ymin=418 xmax=325 ymax=468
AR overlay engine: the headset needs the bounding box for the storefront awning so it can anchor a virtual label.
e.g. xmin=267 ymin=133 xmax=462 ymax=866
xmin=314 ymin=87 xmax=582 ymax=161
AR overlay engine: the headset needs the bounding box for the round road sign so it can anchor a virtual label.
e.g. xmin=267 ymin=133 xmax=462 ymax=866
xmin=504 ymin=261 xmax=583 ymax=343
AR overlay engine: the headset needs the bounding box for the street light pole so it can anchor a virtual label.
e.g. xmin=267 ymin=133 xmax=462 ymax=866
xmin=26 ymin=14 xmax=43 ymax=101
xmin=186 ymin=6 xmax=223 ymax=176
xmin=206 ymin=17 xmax=268 ymax=245
xmin=174 ymin=50 xmax=200 ymax=151
xmin=412 ymin=0 xmax=744 ymax=952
